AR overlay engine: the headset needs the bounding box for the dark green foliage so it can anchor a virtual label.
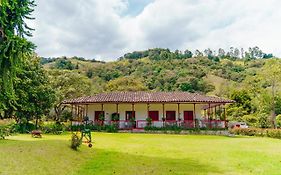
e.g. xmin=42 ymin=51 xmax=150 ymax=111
xmin=12 ymin=57 xmax=56 ymax=124
xmin=71 ymin=133 xmax=81 ymax=150
xmin=230 ymin=90 xmax=252 ymax=113
xmin=0 ymin=0 xmax=36 ymax=94
xmin=54 ymin=58 xmax=75 ymax=70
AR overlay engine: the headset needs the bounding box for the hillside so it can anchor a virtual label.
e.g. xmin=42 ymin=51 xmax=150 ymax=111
xmin=41 ymin=49 xmax=266 ymax=98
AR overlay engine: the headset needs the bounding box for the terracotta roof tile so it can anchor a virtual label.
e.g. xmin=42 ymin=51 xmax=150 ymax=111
xmin=62 ymin=91 xmax=234 ymax=104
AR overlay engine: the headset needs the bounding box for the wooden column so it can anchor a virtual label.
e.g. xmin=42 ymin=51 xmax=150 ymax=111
xmin=71 ymin=104 xmax=73 ymax=118
xmin=219 ymin=105 xmax=222 ymax=120
xmin=101 ymin=103 xmax=104 ymax=111
xmin=162 ymin=104 xmax=165 ymax=119
xmin=132 ymin=103 xmax=135 ymax=117
xmin=116 ymin=103 xmax=119 ymax=113
xmin=177 ymin=103 xmax=180 ymax=120
xmin=215 ymin=105 xmax=217 ymax=120
xmin=208 ymin=103 xmax=211 ymax=120
xmin=86 ymin=104 xmax=88 ymax=117
xmin=193 ymin=103 xmax=196 ymax=127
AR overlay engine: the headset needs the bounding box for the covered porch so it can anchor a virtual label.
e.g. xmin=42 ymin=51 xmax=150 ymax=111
xmin=67 ymin=102 xmax=229 ymax=129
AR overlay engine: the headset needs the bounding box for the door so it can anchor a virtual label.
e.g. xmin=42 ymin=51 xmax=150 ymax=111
xmin=166 ymin=111 xmax=176 ymax=121
xmin=184 ymin=111 xmax=194 ymax=121
xmin=95 ymin=111 xmax=105 ymax=121
xmin=125 ymin=111 xmax=135 ymax=120
xmin=149 ymin=111 xmax=159 ymax=121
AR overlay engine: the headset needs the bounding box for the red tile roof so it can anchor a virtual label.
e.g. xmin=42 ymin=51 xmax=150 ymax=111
xmin=62 ymin=91 xmax=234 ymax=104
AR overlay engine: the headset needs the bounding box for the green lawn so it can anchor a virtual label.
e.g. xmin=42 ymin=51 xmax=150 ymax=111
xmin=1 ymin=133 xmax=281 ymax=175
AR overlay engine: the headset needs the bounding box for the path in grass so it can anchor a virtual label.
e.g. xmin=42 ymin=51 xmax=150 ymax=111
xmin=1 ymin=133 xmax=281 ymax=175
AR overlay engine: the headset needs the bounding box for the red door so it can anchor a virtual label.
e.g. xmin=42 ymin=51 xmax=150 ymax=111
xmin=95 ymin=111 xmax=104 ymax=121
xmin=126 ymin=111 xmax=135 ymax=120
xmin=166 ymin=111 xmax=176 ymax=121
xmin=184 ymin=111 xmax=194 ymax=121
xmin=149 ymin=111 xmax=159 ymax=121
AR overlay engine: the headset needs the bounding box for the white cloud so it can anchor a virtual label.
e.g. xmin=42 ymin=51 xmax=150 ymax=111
xmin=28 ymin=0 xmax=281 ymax=61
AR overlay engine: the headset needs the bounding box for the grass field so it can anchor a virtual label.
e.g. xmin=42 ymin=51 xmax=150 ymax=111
xmin=1 ymin=133 xmax=281 ymax=175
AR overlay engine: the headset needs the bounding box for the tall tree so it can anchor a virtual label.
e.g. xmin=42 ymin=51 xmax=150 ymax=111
xmin=14 ymin=56 xmax=55 ymax=128
xmin=259 ymin=59 xmax=281 ymax=128
xmin=0 ymin=0 xmax=35 ymax=98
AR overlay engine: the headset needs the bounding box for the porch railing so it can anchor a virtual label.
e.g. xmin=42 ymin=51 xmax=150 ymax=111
xmin=86 ymin=119 xmax=227 ymax=129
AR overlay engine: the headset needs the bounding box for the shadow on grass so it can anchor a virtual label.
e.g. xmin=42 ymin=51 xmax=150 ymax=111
xmin=75 ymin=148 xmax=223 ymax=175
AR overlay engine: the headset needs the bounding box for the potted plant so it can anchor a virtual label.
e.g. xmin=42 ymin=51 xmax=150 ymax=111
xmin=146 ymin=117 xmax=152 ymax=126
xmin=129 ymin=116 xmax=136 ymax=128
xmin=98 ymin=113 xmax=105 ymax=126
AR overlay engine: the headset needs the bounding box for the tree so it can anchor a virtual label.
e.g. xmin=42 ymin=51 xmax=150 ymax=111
xmin=48 ymin=70 xmax=93 ymax=121
xmin=259 ymin=59 xmax=281 ymax=128
xmin=105 ymin=76 xmax=147 ymax=92
xmin=13 ymin=56 xmax=55 ymax=128
xmin=183 ymin=49 xmax=193 ymax=58
xmin=0 ymin=0 xmax=35 ymax=94
xmin=218 ymin=48 xmax=225 ymax=58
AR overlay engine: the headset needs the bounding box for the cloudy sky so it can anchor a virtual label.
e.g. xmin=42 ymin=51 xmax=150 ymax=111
xmin=28 ymin=0 xmax=281 ymax=61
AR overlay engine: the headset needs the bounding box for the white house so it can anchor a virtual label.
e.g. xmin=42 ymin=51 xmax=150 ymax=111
xmin=62 ymin=91 xmax=234 ymax=129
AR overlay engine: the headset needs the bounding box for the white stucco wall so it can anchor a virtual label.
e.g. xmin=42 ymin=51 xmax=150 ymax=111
xmin=86 ymin=103 xmax=205 ymax=121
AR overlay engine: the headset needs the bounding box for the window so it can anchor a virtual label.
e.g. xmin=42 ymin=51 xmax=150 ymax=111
xmin=166 ymin=111 xmax=176 ymax=121
xmin=184 ymin=111 xmax=194 ymax=121
xmin=125 ymin=111 xmax=135 ymax=120
xmin=95 ymin=111 xmax=104 ymax=121
xmin=149 ymin=111 xmax=159 ymax=121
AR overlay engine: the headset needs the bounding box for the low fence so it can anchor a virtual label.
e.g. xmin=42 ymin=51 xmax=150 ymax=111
xmin=74 ymin=119 xmax=227 ymax=129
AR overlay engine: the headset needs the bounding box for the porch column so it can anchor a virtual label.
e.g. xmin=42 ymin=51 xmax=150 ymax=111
xmin=177 ymin=103 xmax=180 ymax=121
xmin=77 ymin=105 xmax=80 ymax=122
xmin=86 ymin=104 xmax=88 ymax=117
xmin=193 ymin=103 xmax=196 ymax=127
xmin=208 ymin=103 xmax=211 ymax=120
xmin=101 ymin=103 xmax=104 ymax=111
xmin=220 ymin=105 xmax=222 ymax=120
xmin=162 ymin=104 xmax=165 ymax=120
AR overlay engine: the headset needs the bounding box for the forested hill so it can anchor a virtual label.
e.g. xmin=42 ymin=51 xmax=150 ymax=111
xmin=41 ymin=47 xmax=272 ymax=97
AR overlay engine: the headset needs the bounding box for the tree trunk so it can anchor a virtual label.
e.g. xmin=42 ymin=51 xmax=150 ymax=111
xmin=54 ymin=103 xmax=66 ymax=122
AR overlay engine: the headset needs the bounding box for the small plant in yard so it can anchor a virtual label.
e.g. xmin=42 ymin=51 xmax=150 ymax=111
xmin=71 ymin=133 xmax=81 ymax=150
xmin=0 ymin=125 xmax=10 ymax=139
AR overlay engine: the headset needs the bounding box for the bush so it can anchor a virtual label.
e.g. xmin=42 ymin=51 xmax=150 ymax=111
xmin=230 ymin=128 xmax=281 ymax=139
xmin=71 ymin=133 xmax=81 ymax=150
xmin=105 ymin=124 xmax=118 ymax=133
xmin=0 ymin=124 xmax=11 ymax=139
xmin=257 ymin=113 xmax=271 ymax=128
xmin=42 ymin=122 xmax=67 ymax=134
xmin=242 ymin=114 xmax=258 ymax=127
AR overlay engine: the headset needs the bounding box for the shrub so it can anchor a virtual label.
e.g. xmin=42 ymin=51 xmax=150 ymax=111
xmin=230 ymin=128 xmax=281 ymax=139
xmin=105 ymin=124 xmax=118 ymax=133
xmin=71 ymin=133 xmax=81 ymax=150
xmin=242 ymin=114 xmax=258 ymax=127
xmin=111 ymin=113 xmax=120 ymax=121
xmin=0 ymin=124 xmax=11 ymax=139
xmin=42 ymin=122 xmax=66 ymax=134
xmin=146 ymin=117 xmax=152 ymax=126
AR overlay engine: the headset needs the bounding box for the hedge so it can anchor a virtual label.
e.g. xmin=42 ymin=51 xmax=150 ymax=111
xmin=230 ymin=128 xmax=281 ymax=139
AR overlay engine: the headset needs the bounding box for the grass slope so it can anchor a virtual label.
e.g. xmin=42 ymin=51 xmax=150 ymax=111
xmin=1 ymin=133 xmax=281 ymax=175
